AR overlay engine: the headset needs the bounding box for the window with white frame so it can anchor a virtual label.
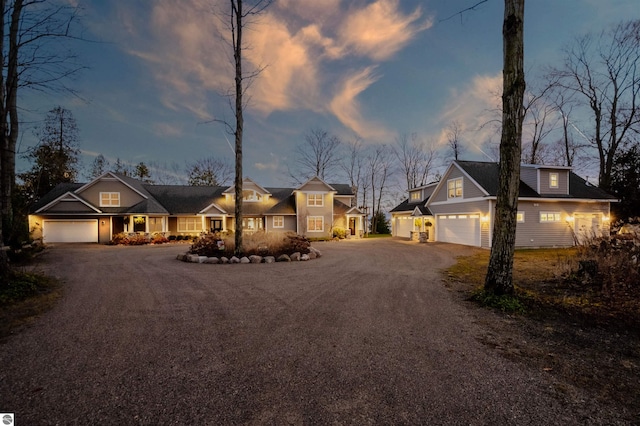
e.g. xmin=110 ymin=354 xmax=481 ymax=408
xmin=517 ymin=212 xmax=525 ymax=223
xmin=307 ymin=193 xmax=324 ymax=206
xmin=100 ymin=192 xmax=120 ymax=207
xmin=447 ymin=178 xmax=463 ymax=199
xmin=242 ymin=189 xmax=262 ymax=202
xmin=307 ymin=216 xmax=324 ymax=232
xmin=410 ymin=191 xmax=421 ymax=201
xmin=540 ymin=212 xmax=561 ymax=222
xmin=178 ymin=217 xmax=202 ymax=232
xmin=272 ymin=216 xmax=284 ymax=228
xmin=549 ymin=173 xmax=559 ymax=188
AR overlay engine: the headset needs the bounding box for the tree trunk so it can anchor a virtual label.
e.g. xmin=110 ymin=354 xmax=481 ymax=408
xmin=484 ymin=0 xmax=525 ymax=295
xmin=232 ymin=0 xmax=243 ymax=256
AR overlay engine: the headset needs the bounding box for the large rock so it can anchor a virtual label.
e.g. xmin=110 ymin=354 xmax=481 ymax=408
xmin=301 ymin=253 xmax=310 ymax=261
xmin=290 ymin=252 xmax=301 ymax=261
xmin=176 ymin=254 xmax=187 ymax=261
xmin=187 ymin=254 xmax=200 ymax=263
xmin=264 ymin=256 xmax=275 ymax=264
xmin=230 ymin=256 xmax=241 ymax=264
xmin=240 ymin=256 xmax=250 ymax=264
xmin=307 ymin=251 xmax=317 ymax=260
xmin=220 ymin=257 xmax=229 ymax=264
xmin=204 ymin=257 xmax=219 ymax=264
xmin=249 ymin=255 xmax=262 ymax=264
xmin=277 ymin=254 xmax=291 ymax=262
xmin=309 ymin=247 xmax=322 ymax=258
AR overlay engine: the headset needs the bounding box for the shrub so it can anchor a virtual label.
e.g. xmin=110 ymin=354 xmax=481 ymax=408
xmin=333 ymin=227 xmax=347 ymax=239
xmin=189 ymin=231 xmax=310 ymax=257
xmin=151 ymin=233 xmax=169 ymax=244
xmin=469 ymin=287 xmax=527 ymax=314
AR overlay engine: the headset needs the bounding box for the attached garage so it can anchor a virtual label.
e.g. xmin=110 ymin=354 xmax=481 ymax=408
xmin=394 ymin=216 xmax=414 ymax=238
xmin=43 ymin=219 xmax=98 ymax=243
xmin=437 ymin=214 xmax=480 ymax=246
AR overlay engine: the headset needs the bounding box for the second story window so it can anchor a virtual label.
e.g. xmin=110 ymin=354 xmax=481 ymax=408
xmin=242 ymin=189 xmax=262 ymax=202
xmin=307 ymin=193 xmax=323 ymax=207
xmin=410 ymin=192 xmax=421 ymax=201
xmin=447 ymin=178 xmax=463 ymax=199
xmin=100 ymin=192 xmax=120 ymax=207
xmin=549 ymin=173 xmax=559 ymax=188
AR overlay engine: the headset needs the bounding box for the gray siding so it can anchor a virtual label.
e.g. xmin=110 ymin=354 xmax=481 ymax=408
xmin=538 ymin=169 xmax=569 ymax=195
xmin=431 ymin=165 xmax=486 ymax=203
xmin=79 ymin=179 xmax=145 ymax=208
xmin=429 ymin=199 xmax=491 ymax=215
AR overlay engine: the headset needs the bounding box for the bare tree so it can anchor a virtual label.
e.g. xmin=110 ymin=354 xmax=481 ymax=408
xmin=291 ymin=128 xmax=341 ymax=183
xmin=484 ymin=0 xmax=525 ymax=295
xmin=521 ymin=90 xmax=558 ymax=164
xmin=0 ymin=0 xmax=82 ymax=264
xmin=550 ymin=20 xmax=640 ymax=190
xmin=367 ymin=144 xmax=393 ymax=234
xmin=220 ymin=0 xmax=271 ymax=256
xmin=341 ymin=136 xmax=364 ymax=206
xmin=87 ymin=154 xmax=110 ymax=179
xmin=445 ymin=121 xmax=466 ymax=161
xmin=186 ymin=157 xmax=233 ymax=186
xmin=393 ymin=133 xmax=436 ymax=191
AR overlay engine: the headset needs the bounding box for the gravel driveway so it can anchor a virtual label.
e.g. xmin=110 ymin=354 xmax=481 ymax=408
xmin=0 ymin=239 xmax=609 ymax=425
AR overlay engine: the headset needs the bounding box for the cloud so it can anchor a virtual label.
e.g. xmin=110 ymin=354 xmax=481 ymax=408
xmin=254 ymin=153 xmax=280 ymax=171
xmin=153 ymin=123 xmax=183 ymax=138
xmin=438 ymin=73 xmax=503 ymax=151
xmin=116 ymin=0 xmax=432 ymax=138
xmin=330 ymin=66 xmax=393 ymax=141
xmin=338 ymin=0 xmax=433 ymax=61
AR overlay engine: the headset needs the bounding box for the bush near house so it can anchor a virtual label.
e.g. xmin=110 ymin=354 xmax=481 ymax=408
xmin=189 ymin=231 xmax=311 ymax=258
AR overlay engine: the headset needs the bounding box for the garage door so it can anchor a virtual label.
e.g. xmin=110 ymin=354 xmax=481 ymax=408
xmin=43 ymin=220 xmax=98 ymax=243
xmin=437 ymin=214 xmax=480 ymax=246
xmin=394 ymin=217 xmax=413 ymax=238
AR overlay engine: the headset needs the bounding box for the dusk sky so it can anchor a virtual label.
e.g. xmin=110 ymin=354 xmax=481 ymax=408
xmin=18 ymin=0 xmax=640 ymax=187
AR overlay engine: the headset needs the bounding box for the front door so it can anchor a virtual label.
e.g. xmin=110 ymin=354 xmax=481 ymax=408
xmin=349 ymin=217 xmax=356 ymax=236
xmin=211 ymin=219 xmax=223 ymax=232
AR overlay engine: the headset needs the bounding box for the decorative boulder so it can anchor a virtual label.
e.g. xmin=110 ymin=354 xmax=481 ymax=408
xmin=308 ymin=251 xmax=317 ymax=260
xmin=176 ymin=254 xmax=186 ymax=261
xmin=264 ymin=256 xmax=275 ymax=264
xmin=204 ymin=257 xmax=219 ymax=264
xmin=309 ymin=247 xmax=322 ymax=258
xmin=277 ymin=254 xmax=291 ymax=262
xmin=230 ymin=256 xmax=240 ymax=264
xmin=301 ymin=254 xmax=310 ymax=261
xmin=240 ymin=256 xmax=250 ymax=264
xmin=290 ymin=252 xmax=301 ymax=261
xmin=187 ymin=254 xmax=200 ymax=263
xmin=249 ymin=255 xmax=262 ymax=264
xmin=220 ymin=257 xmax=229 ymax=264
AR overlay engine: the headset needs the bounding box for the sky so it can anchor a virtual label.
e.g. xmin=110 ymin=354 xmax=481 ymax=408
xmin=18 ymin=0 xmax=640 ymax=187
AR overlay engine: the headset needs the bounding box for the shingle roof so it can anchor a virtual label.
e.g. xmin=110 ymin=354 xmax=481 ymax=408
xmin=329 ymin=183 xmax=354 ymax=196
xmin=144 ymin=185 xmax=224 ymax=214
xmin=390 ymin=198 xmax=432 ymax=215
xmin=30 ymin=183 xmax=84 ymax=213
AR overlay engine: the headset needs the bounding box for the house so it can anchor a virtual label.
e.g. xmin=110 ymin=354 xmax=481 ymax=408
xmin=28 ymin=173 xmax=365 ymax=244
xmin=390 ymin=182 xmax=437 ymax=241
xmin=390 ymin=161 xmax=617 ymax=248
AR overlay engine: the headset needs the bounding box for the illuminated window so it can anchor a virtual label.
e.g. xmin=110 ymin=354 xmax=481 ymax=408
xmin=549 ymin=173 xmax=559 ymax=188
xmin=410 ymin=192 xmax=421 ymax=201
xmin=307 ymin=193 xmax=324 ymax=207
xmin=273 ymin=216 xmax=284 ymax=228
xmin=242 ymin=190 xmax=262 ymax=202
xmin=178 ymin=217 xmax=202 ymax=232
xmin=100 ymin=192 xmax=120 ymax=207
xmin=540 ymin=212 xmax=561 ymax=222
xmin=447 ymin=178 xmax=463 ymax=199
xmin=517 ymin=212 xmax=525 ymax=223
xmin=307 ymin=216 xmax=324 ymax=232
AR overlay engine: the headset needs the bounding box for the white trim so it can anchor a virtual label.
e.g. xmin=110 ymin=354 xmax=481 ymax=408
xmin=272 ymin=215 xmax=284 ymax=228
xmin=307 ymin=193 xmax=324 ymax=207
xmin=75 ymin=171 xmax=149 ymax=200
xmin=199 ymin=202 xmax=227 ymax=215
xmin=99 ymin=192 xmax=120 ymax=207
xmin=307 ymin=216 xmax=324 ymax=232
xmin=35 ymin=192 xmax=102 ymax=214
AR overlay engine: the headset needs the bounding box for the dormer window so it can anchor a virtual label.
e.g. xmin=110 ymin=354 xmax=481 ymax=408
xmin=447 ymin=178 xmax=463 ymax=199
xmin=410 ymin=192 xmax=421 ymax=201
xmin=242 ymin=189 xmax=262 ymax=202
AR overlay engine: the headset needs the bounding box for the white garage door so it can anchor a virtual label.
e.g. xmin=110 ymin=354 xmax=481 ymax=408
xmin=43 ymin=220 xmax=98 ymax=243
xmin=437 ymin=214 xmax=480 ymax=246
xmin=394 ymin=217 xmax=413 ymax=238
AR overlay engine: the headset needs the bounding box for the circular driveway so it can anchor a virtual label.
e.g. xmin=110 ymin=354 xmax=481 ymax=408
xmin=0 ymin=239 xmax=602 ymax=424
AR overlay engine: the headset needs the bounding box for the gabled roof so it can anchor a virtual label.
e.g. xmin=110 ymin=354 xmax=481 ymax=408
xmin=223 ymin=177 xmax=271 ymax=195
xmin=329 ymin=183 xmax=355 ymax=196
xmin=295 ymin=176 xmax=337 ymax=192
xmin=75 ymin=172 xmax=150 ymax=199
xmin=31 ymin=183 xmax=84 ymax=213
xmin=35 ymin=190 xmax=102 ymax=214
xmin=455 ymin=161 xmax=539 ymax=198
xmin=144 ymin=185 xmax=224 ymax=214
xmin=390 ymin=198 xmax=432 ymax=215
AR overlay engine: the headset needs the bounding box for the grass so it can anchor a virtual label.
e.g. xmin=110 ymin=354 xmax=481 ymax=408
xmin=0 ymin=270 xmax=63 ymax=341
xmin=364 ymin=233 xmax=392 ymax=239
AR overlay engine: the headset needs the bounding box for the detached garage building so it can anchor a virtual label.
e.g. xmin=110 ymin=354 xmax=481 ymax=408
xmin=390 ymin=161 xmax=617 ymax=248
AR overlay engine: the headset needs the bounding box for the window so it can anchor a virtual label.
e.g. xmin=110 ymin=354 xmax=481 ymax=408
xmin=410 ymin=192 xmax=421 ymax=201
xmin=549 ymin=173 xmax=559 ymax=188
xmin=447 ymin=178 xmax=463 ymax=199
xmin=307 ymin=193 xmax=324 ymax=206
xmin=178 ymin=217 xmax=202 ymax=232
xmin=242 ymin=217 xmax=263 ymax=231
xmin=149 ymin=217 xmax=163 ymax=233
xmin=540 ymin=212 xmax=561 ymax=223
xmin=272 ymin=216 xmax=284 ymax=228
xmin=100 ymin=192 xmax=120 ymax=207
xmin=242 ymin=189 xmax=262 ymax=202
xmin=517 ymin=212 xmax=525 ymax=223
xmin=307 ymin=216 xmax=324 ymax=232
